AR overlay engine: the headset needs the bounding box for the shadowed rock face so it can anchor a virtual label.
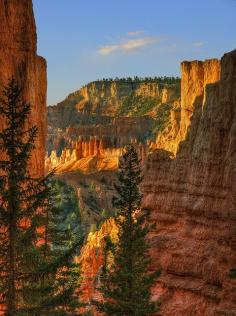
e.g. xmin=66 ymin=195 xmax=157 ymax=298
xmin=0 ymin=0 xmax=47 ymax=177
xmin=142 ymin=50 xmax=236 ymax=315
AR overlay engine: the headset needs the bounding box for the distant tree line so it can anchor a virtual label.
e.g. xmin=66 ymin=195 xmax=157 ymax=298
xmin=92 ymin=76 xmax=180 ymax=85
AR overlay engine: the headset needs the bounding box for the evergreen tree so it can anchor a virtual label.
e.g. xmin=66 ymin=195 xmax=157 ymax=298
xmin=0 ymin=78 xmax=83 ymax=316
xmin=33 ymin=177 xmax=84 ymax=316
xmin=94 ymin=145 xmax=160 ymax=316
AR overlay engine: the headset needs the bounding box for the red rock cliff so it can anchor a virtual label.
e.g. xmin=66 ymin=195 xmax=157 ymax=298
xmin=142 ymin=50 xmax=236 ymax=315
xmin=0 ymin=0 xmax=47 ymax=177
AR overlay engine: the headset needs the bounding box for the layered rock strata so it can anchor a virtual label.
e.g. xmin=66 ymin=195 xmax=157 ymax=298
xmin=47 ymin=81 xmax=180 ymax=130
xmin=79 ymin=50 xmax=236 ymax=316
xmin=0 ymin=0 xmax=47 ymax=177
xmin=142 ymin=51 xmax=236 ymax=315
xmin=0 ymin=1 xmax=46 ymax=315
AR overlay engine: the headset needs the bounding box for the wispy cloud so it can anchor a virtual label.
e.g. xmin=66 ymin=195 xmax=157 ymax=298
xmin=192 ymin=41 xmax=204 ymax=47
xmin=98 ymin=36 xmax=165 ymax=56
xmin=127 ymin=30 xmax=144 ymax=37
xmin=98 ymin=44 xmax=120 ymax=56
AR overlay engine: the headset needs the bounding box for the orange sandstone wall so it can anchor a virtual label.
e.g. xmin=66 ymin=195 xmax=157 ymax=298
xmin=142 ymin=50 xmax=236 ymax=315
xmin=0 ymin=0 xmax=47 ymax=177
xmin=80 ymin=50 xmax=236 ymax=316
xmin=0 ymin=1 xmax=46 ymax=314
xmin=80 ymin=218 xmax=118 ymax=313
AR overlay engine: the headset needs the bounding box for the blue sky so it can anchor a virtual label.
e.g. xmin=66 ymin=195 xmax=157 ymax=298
xmin=33 ymin=0 xmax=236 ymax=105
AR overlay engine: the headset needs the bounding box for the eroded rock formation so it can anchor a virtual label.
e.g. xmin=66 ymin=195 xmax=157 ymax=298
xmin=142 ymin=51 xmax=236 ymax=315
xmin=0 ymin=0 xmax=47 ymax=177
xmin=45 ymin=136 xmax=148 ymax=174
xmin=79 ymin=218 xmax=118 ymax=313
xmin=79 ymin=50 xmax=236 ymax=316
xmin=47 ymin=80 xmax=180 ymax=130
xmin=46 ymin=78 xmax=180 ymax=176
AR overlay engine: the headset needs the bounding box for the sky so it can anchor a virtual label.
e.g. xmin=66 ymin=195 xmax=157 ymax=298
xmin=33 ymin=0 xmax=236 ymax=106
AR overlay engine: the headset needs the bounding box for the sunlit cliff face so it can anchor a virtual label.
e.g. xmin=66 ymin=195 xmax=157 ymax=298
xmin=142 ymin=52 xmax=236 ymax=315
xmin=46 ymin=79 xmax=181 ymax=175
xmin=79 ymin=50 xmax=236 ymax=316
xmin=0 ymin=0 xmax=47 ymax=178
xmin=0 ymin=0 xmax=46 ymax=314
xmin=45 ymin=137 xmax=148 ymax=174
xmin=79 ymin=218 xmax=118 ymax=313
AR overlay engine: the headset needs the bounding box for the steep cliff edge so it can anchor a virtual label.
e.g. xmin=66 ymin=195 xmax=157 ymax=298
xmin=142 ymin=50 xmax=236 ymax=315
xmin=0 ymin=0 xmax=47 ymax=177
xmin=79 ymin=50 xmax=236 ymax=315
xmin=155 ymin=59 xmax=220 ymax=155
xmin=46 ymin=80 xmax=178 ymax=225
xmin=47 ymin=80 xmax=180 ymax=130
xmin=46 ymin=80 xmax=180 ymax=174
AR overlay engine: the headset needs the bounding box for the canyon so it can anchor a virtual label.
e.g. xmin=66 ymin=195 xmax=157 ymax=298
xmin=46 ymin=40 xmax=236 ymax=315
xmin=46 ymin=78 xmax=180 ymax=230
xmin=78 ymin=52 xmax=236 ymax=315
xmin=46 ymin=79 xmax=180 ymax=174
xmin=0 ymin=1 xmax=235 ymax=315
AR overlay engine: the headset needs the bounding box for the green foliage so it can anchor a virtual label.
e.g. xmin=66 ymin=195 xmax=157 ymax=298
xmin=0 ymin=78 xmax=46 ymax=315
xmin=116 ymin=94 xmax=160 ymax=117
xmin=38 ymin=178 xmax=84 ymax=316
xmin=153 ymin=103 xmax=173 ymax=134
xmin=101 ymin=209 xmax=109 ymax=220
xmin=92 ymin=76 xmax=180 ymax=85
xmin=230 ymin=269 xmax=236 ymax=278
xmin=90 ymin=223 xmax=98 ymax=234
xmin=94 ymin=145 xmax=160 ymax=316
xmin=89 ymin=182 xmax=96 ymax=191
xmin=97 ymin=209 xmax=110 ymax=230
xmin=51 ymin=178 xmax=82 ymax=239
xmin=0 ymin=78 xmax=83 ymax=316
xmin=56 ymin=137 xmax=66 ymax=156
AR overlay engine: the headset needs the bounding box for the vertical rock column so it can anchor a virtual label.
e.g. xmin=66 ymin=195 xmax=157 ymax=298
xmin=142 ymin=51 xmax=236 ymax=316
xmin=0 ymin=0 xmax=47 ymax=177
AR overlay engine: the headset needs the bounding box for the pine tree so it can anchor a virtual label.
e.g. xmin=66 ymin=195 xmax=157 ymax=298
xmin=0 ymin=78 xmax=83 ymax=316
xmin=94 ymin=145 xmax=160 ymax=316
xmin=29 ymin=177 xmax=84 ymax=316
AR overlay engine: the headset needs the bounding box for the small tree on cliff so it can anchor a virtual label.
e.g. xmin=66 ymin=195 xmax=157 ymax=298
xmin=94 ymin=145 xmax=160 ymax=316
xmin=0 ymin=78 xmax=83 ymax=316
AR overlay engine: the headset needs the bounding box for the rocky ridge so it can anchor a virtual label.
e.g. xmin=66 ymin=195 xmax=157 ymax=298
xmin=47 ymin=79 xmax=180 ymax=130
xmin=80 ymin=50 xmax=236 ymax=316
xmin=143 ymin=51 xmax=236 ymax=315
xmin=46 ymin=80 xmax=180 ymax=175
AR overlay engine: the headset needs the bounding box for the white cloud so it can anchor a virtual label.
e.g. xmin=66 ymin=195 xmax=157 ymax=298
xmin=98 ymin=44 xmax=120 ymax=55
xmin=193 ymin=41 xmax=204 ymax=47
xmin=98 ymin=36 xmax=165 ymax=56
xmin=127 ymin=30 xmax=144 ymax=36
